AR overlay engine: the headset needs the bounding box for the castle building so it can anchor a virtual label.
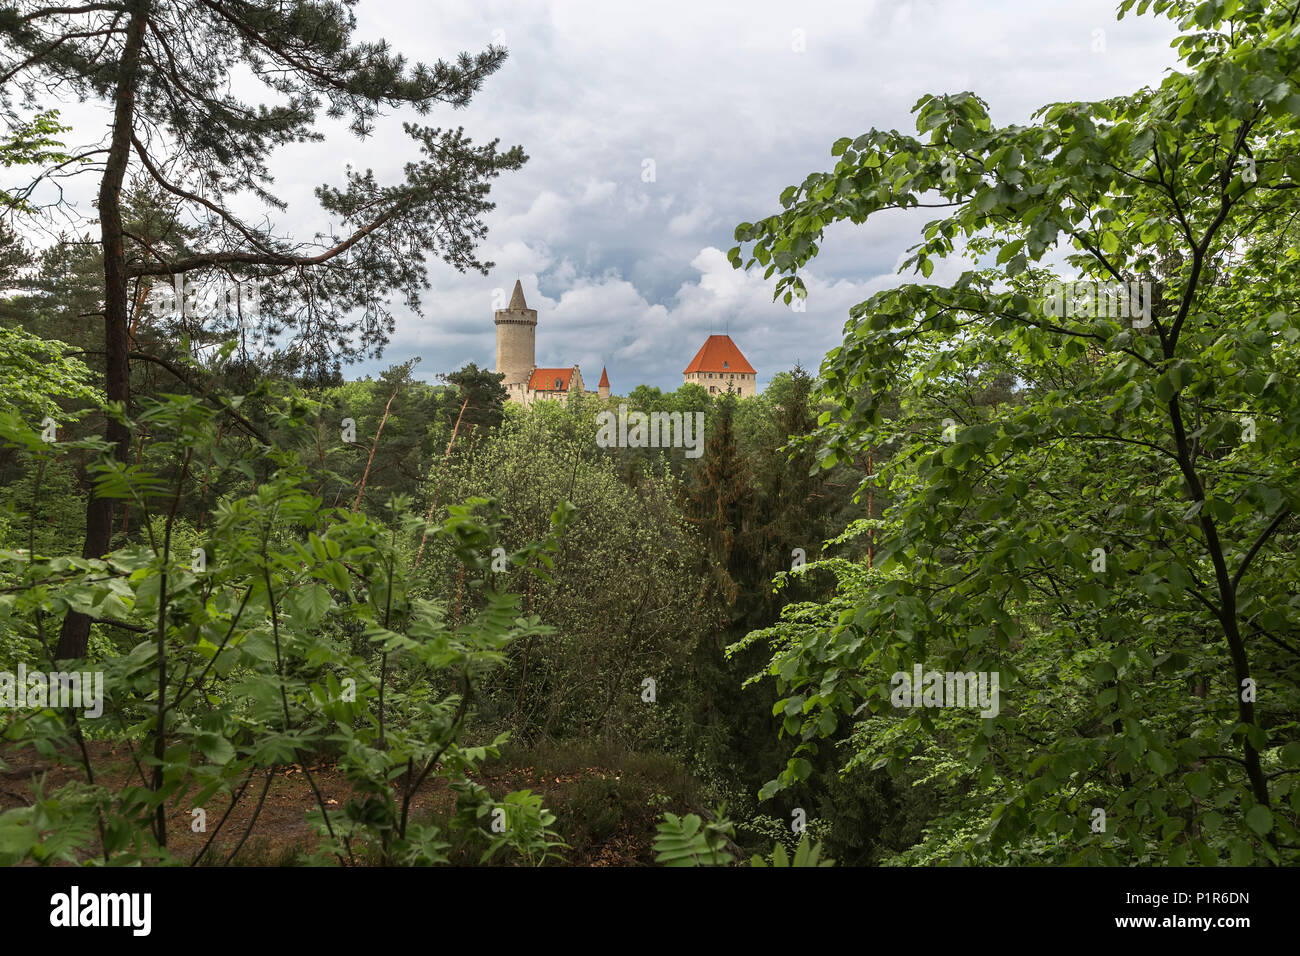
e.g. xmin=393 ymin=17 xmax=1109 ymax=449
xmin=495 ymin=279 xmax=608 ymax=406
xmin=494 ymin=279 xmax=758 ymax=404
xmin=683 ymin=334 xmax=757 ymax=397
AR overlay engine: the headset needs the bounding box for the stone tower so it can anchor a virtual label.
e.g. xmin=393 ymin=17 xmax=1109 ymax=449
xmin=494 ymin=279 xmax=537 ymax=387
xmin=598 ymin=367 xmax=610 ymax=399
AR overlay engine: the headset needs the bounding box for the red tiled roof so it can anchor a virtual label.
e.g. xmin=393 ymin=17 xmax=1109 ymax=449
xmin=598 ymin=367 xmax=610 ymax=388
xmin=683 ymin=334 xmax=755 ymax=374
xmin=528 ymin=367 xmax=573 ymax=391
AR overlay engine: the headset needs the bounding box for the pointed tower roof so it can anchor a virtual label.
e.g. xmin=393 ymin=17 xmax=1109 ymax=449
xmin=683 ymin=334 xmax=755 ymax=374
xmin=508 ymin=279 xmax=527 ymax=311
xmin=598 ymin=367 xmax=610 ymax=388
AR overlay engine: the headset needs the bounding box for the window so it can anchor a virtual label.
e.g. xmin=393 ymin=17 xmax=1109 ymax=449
xmin=723 ymin=361 xmax=729 ymax=369
xmin=709 ymin=386 xmax=716 ymax=394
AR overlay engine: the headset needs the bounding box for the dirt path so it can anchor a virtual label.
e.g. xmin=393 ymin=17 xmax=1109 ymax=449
xmin=0 ymin=740 xmax=656 ymax=865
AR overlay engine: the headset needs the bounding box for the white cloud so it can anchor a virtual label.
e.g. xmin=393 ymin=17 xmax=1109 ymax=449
xmin=668 ymin=205 xmax=714 ymax=237
xmin=578 ymin=179 xmax=617 ymax=205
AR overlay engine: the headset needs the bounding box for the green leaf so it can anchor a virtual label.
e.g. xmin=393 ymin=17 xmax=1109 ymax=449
xmin=1146 ymin=751 xmax=1176 ymax=775
xmin=1245 ymin=805 xmax=1273 ymax=837
xmin=196 ymin=732 xmax=235 ymax=766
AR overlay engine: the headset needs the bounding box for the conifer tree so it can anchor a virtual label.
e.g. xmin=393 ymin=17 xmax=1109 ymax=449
xmin=1 ymin=1 xmax=525 ymax=656
xmin=680 ymin=398 xmax=752 ymax=609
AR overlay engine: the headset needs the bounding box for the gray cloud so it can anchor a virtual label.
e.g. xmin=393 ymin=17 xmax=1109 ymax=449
xmin=9 ymin=0 xmax=1181 ymax=392
xmin=357 ymin=0 xmax=1179 ymax=392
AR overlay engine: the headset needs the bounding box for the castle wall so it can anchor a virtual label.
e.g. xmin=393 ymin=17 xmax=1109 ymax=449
xmin=684 ymin=370 xmax=757 ymax=397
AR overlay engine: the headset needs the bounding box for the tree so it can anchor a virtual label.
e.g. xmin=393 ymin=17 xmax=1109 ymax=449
xmin=680 ymin=397 xmax=752 ymax=610
xmin=0 ymin=323 xmax=100 ymax=420
xmin=731 ymin=0 xmax=1300 ymax=863
xmin=1 ymin=0 xmax=526 ymax=657
xmin=0 ymin=109 xmax=72 ymax=213
xmin=0 ymin=392 xmax=572 ymax=864
xmin=441 ymin=361 xmax=508 ymax=436
xmin=415 ymin=403 xmax=715 ymax=748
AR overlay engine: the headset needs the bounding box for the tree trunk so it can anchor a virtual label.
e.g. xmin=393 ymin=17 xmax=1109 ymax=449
xmin=57 ymin=8 xmax=149 ymax=660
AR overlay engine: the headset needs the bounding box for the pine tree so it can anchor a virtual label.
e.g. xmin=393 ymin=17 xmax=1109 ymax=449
xmin=442 ymin=362 xmax=508 ymax=436
xmin=2 ymin=1 xmax=526 ymax=656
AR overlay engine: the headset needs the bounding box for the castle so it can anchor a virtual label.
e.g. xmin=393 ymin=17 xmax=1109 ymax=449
xmin=682 ymin=334 xmax=757 ymax=397
xmin=494 ymin=280 xmax=608 ymax=407
xmin=493 ymin=278 xmax=757 ymax=404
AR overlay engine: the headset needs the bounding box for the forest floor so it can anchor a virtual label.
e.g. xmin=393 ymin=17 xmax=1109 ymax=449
xmin=0 ymin=739 xmax=685 ymax=866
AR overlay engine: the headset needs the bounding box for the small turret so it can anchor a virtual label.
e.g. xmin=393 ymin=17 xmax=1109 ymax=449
xmin=598 ymin=366 xmax=610 ymax=399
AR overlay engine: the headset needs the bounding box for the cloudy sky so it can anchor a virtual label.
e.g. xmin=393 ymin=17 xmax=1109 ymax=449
xmin=19 ymin=0 xmax=1185 ymax=392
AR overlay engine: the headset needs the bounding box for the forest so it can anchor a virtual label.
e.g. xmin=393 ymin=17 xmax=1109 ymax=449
xmin=0 ymin=0 xmax=1298 ymax=871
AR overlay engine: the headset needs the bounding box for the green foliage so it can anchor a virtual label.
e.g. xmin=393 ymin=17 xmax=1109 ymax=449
xmin=478 ymin=789 xmax=567 ymax=866
xmin=0 ymin=390 xmax=571 ymax=866
xmin=652 ymin=805 xmax=834 ymax=866
xmin=418 ymin=402 xmax=718 ymax=749
xmin=0 ymin=324 xmax=102 ymax=419
xmin=732 ymin=0 xmax=1300 ymax=865
xmin=0 ymin=111 xmax=73 ymax=212
xmin=750 ymin=834 xmax=834 ymax=868
xmin=314 ymin=361 xmax=443 ymax=511
xmin=653 ymin=808 xmax=737 ymax=866
xmin=441 ymin=362 xmax=508 ymax=434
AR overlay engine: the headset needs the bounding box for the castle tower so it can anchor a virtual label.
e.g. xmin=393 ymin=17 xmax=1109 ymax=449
xmin=494 ymin=279 xmax=537 ymax=387
xmin=598 ymin=366 xmax=610 ymax=399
